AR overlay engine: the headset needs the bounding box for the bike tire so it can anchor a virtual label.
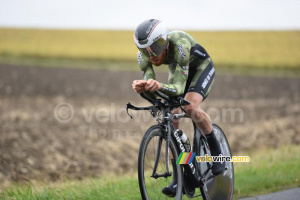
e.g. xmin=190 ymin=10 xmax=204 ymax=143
xmin=138 ymin=125 xmax=183 ymax=200
xmin=198 ymin=124 xmax=234 ymax=200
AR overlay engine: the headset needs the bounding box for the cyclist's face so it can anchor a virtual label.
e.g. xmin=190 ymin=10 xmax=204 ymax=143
xmin=150 ymin=49 xmax=167 ymax=66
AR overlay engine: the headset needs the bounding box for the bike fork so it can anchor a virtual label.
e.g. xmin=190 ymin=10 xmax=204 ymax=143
xmin=151 ymin=136 xmax=163 ymax=178
xmin=150 ymin=125 xmax=173 ymax=179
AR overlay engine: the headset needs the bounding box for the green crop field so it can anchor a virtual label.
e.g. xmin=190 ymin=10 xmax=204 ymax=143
xmin=1 ymin=145 xmax=299 ymax=200
xmin=0 ymin=28 xmax=299 ymax=70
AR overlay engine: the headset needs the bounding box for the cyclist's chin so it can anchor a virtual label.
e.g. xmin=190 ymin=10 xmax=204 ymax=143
xmin=151 ymin=61 xmax=163 ymax=66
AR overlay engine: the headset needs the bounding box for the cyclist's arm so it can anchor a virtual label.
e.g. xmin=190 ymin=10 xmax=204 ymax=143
xmin=138 ymin=52 xmax=156 ymax=80
xmin=137 ymin=52 xmax=157 ymax=99
xmin=158 ymin=39 xmax=191 ymax=96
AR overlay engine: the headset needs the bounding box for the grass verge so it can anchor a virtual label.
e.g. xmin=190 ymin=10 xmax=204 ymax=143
xmin=1 ymin=145 xmax=299 ymax=200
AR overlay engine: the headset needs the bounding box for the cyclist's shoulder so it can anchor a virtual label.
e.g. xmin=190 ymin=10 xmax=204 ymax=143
xmin=168 ymin=30 xmax=197 ymax=47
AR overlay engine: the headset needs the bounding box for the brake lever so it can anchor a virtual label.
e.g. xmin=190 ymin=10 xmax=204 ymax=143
xmin=126 ymin=102 xmax=133 ymax=119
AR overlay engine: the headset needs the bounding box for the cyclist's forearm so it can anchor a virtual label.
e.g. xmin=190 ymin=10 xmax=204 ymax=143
xmin=159 ymin=82 xmax=185 ymax=96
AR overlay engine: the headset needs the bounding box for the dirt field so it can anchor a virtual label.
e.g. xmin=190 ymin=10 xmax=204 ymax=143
xmin=0 ymin=64 xmax=299 ymax=187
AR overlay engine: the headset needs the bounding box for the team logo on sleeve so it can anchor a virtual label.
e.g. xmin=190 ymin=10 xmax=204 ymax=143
xmin=201 ymin=67 xmax=215 ymax=89
xmin=177 ymin=45 xmax=186 ymax=59
xmin=163 ymin=86 xmax=176 ymax=93
xmin=182 ymin=66 xmax=189 ymax=70
xmin=195 ymin=49 xmax=206 ymax=57
xmin=137 ymin=52 xmax=142 ymax=65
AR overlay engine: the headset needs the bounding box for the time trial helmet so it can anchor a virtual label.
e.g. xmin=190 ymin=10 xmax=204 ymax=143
xmin=134 ymin=19 xmax=168 ymax=57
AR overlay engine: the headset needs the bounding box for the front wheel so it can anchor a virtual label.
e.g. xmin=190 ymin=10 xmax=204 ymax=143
xmin=138 ymin=125 xmax=183 ymax=200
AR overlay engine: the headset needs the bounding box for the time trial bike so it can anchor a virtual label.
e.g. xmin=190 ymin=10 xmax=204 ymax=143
xmin=126 ymin=91 xmax=234 ymax=200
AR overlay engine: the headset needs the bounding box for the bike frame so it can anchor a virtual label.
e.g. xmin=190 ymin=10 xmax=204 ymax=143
xmin=127 ymin=91 xmax=233 ymax=200
xmin=126 ymin=91 xmax=217 ymax=189
xmin=126 ymin=92 xmax=215 ymax=200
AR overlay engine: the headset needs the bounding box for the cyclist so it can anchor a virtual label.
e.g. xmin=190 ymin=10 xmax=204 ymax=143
xmin=132 ymin=19 xmax=225 ymax=196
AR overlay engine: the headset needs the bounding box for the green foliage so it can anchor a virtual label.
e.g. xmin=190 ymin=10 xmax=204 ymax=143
xmin=233 ymin=145 xmax=300 ymax=199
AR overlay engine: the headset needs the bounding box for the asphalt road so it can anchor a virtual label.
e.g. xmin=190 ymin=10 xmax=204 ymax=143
xmin=240 ymin=188 xmax=300 ymax=200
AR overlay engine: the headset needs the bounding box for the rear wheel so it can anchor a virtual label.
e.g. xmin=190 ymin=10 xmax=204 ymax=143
xmin=138 ymin=125 xmax=183 ymax=200
xmin=198 ymin=124 xmax=234 ymax=200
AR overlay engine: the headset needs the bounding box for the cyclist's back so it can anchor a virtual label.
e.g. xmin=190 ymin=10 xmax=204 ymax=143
xmin=137 ymin=30 xmax=214 ymax=99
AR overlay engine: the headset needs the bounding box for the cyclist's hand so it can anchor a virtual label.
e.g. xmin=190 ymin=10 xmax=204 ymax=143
xmin=144 ymin=79 xmax=162 ymax=92
xmin=132 ymin=80 xmax=147 ymax=93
